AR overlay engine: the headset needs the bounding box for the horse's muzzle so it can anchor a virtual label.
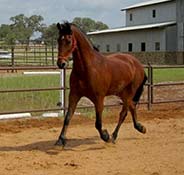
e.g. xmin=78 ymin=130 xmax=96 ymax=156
xmin=57 ymin=60 xmax=67 ymax=69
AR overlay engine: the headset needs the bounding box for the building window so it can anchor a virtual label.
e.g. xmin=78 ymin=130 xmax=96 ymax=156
xmin=152 ymin=9 xmax=156 ymax=18
xmin=128 ymin=43 xmax=133 ymax=52
xmin=129 ymin=13 xmax=133 ymax=21
xmin=141 ymin=42 xmax=146 ymax=52
xmin=117 ymin=44 xmax=121 ymax=52
xmin=106 ymin=44 xmax=110 ymax=52
xmin=155 ymin=42 xmax=160 ymax=51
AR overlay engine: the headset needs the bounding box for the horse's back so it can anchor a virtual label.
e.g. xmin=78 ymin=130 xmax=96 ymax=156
xmin=105 ymin=53 xmax=145 ymax=92
xmin=106 ymin=53 xmax=142 ymax=67
xmin=106 ymin=53 xmax=144 ymax=74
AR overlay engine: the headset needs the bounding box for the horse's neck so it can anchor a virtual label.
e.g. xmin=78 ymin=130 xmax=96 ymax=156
xmin=72 ymin=27 xmax=95 ymax=74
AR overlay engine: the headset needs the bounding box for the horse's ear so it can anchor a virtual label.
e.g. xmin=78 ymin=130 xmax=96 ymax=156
xmin=66 ymin=22 xmax=71 ymax=30
xmin=57 ymin=23 xmax=62 ymax=31
xmin=63 ymin=22 xmax=72 ymax=35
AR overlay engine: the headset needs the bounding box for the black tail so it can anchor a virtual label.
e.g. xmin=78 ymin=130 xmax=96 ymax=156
xmin=133 ymin=72 xmax=147 ymax=104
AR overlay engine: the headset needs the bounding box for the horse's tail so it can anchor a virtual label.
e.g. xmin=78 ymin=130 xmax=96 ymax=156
xmin=133 ymin=72 xmax=147 ymax=104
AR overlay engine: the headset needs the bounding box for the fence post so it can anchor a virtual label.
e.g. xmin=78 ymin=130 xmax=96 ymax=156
xmin=11 ymin=46 xmax=15 ymax=72
xmin=63 ymin=68 xmax=67 ymax=116
xmin=150 ymin=65 xmax=154 ymax=105
xmin=45 ymin=44 xmax=48 ymax=65
xmin=25 ymin=45 xmax=28 ymax=64
xmin=59 ymin=68 xmax=67 ymax=116
xmin=51 ymin=40 xmax=55 ymax=66
xmin=147 ymin=63 xmax=152 ymax=110
xmin=33 ymin=43 xmax=36 ymax=62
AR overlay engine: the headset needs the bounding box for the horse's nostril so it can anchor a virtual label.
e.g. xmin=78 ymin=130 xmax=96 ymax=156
xmin=61 ymin=62 xmax=66 ymax=68
xmin=57 ymin=61 xmax=66 ymax=69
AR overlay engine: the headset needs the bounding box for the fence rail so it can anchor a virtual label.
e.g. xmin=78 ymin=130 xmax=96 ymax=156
xmin=0 ymin=65 xmax=183 ymax=116
xmin=0 ymin=44 xmax=57 ymax=66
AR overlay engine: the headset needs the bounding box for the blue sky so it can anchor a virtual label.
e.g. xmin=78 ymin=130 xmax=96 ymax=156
xmin=0 ymin=0 xmax=148 ymax=28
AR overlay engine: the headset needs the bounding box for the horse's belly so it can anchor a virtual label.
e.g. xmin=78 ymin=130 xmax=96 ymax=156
xmin=107 ymin=81 xmax=126 ymax=95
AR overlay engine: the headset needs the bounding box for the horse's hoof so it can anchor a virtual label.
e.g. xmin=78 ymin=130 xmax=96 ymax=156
xmin=136 ymin=123 xmax=146 ymax=134
xmin=111 ymin=137 xmax=116 ymax=144
xmin=111 ymin=135 xmax=117 ymax=144
xmin=101 ymin=129 xmax=110 ymax=142
xmin=55 ymin=138 xmax=66 ymax=147
xmin=111 ymin=132 xmax=117 ymax=144
xmin=141 ymin=126 xmax=146 ymax=134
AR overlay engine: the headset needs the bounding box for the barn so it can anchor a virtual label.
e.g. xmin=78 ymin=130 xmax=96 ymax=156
xmin=88 ymin=0 xmax=184 ymax=64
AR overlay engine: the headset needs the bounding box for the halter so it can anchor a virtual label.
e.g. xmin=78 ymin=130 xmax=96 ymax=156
xmin=58 ymin=35 xmax=77 ymax=61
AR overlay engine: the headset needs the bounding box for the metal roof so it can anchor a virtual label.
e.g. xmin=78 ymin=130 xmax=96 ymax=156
xmin=121 ymin=0 xmax=174 ymax=11
xmin=87 ymin=21 xmax=176 ymax=35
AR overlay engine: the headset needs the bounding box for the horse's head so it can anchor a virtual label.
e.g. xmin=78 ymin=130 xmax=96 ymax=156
xmin=57 ymin=22 xmax=77 ymax=69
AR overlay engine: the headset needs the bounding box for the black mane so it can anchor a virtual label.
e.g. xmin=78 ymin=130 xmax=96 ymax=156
xmin=57 ymin=21 xmax=72 ymax=35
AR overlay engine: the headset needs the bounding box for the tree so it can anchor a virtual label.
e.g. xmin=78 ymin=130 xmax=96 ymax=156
xmin=72 ymin=17 xmax=109 ymax=33
xmin=0 ymin=24 xmax=11 ymax=40
xmin=9 ymin=14 xmax=45 ymax=44
xmin=0 ymin=24 xmax=10 ymax=40
xmin=41 ymin=23 xmax=58 ymax=44
xmin=0 ymin=24 xmax=16 ymax=44
xmin=0 ymin=15 xmax=109 ymax=45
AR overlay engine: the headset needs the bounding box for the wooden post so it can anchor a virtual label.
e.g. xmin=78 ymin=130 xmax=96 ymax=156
xmin=63 ymin=68 xmax=67 ymax=116
xmin=147 ymin=63 xmax=152 ymax=110
xmin=51 ymin=40 xmax=55 ymax=66
xmin=45 ymin=44 xmax=48 ymax=65
xmin=11 ymin=46 xmax=15 ymax=73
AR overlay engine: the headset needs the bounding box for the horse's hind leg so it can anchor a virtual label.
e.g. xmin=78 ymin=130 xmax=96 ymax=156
xmin=111 ymin=103 xmax=128 ymax=143
xmin=129 ymin=100 xmax=146 ymax=134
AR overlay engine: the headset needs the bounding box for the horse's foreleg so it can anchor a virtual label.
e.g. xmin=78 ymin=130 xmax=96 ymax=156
xmin=129 ymin=101 xmax=146 ymax=134
xmin=95 ymin=97 xmax=110 ymax=142
xmin=112 ymin=104 xmax=128 ymax=143
xmin=55 ymin=93 xmax=81 ymax=147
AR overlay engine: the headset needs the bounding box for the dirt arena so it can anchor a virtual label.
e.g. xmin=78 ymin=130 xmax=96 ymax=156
xmin=0 ymin=103 xmax=184 ymax=175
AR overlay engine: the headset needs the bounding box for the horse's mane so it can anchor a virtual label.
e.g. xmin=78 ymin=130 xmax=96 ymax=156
xmin=59 ymin=21 xmax=99 ymax=52
xmin=58 ymin=21 xmax=72 ymax=35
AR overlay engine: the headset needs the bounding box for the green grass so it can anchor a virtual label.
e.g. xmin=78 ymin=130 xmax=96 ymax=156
xmin=0 ymin=74 xmax=61 ymax=114
xmin=0 ymin=74 xmax=60 ymax=89
xmin=153 ymin=68 xmax=184 ymax=83
xmin=0 ymin=68 xmax=183 ymax=115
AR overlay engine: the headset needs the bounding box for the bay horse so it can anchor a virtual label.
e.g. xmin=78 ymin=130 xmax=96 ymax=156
xmin=55 ymin=22 xmax=147 ymax=146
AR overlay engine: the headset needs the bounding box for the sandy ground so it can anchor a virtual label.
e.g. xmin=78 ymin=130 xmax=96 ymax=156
xmin=0 ymin=103 xmax=184 ymax=175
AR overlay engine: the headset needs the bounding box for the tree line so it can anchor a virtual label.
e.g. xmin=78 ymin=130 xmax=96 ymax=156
xmin=0 ymin=14 xmax=109 ymax=45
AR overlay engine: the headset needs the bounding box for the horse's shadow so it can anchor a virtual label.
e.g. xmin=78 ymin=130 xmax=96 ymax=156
xmin=0 ymin=136 xmax=101 ymax=155
xmin=0 ymin=136 xmax=148 ymax=154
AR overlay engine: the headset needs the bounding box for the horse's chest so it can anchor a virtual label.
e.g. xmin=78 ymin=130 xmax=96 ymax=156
xmin=78 ymin=80 xmax=87 ymax=90
xmin=78 ymin=79 xmax=102 ymax=97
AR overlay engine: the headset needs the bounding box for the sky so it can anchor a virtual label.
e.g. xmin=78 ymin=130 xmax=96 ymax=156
xmin=0 ymin=0 xmax=148 ymax=28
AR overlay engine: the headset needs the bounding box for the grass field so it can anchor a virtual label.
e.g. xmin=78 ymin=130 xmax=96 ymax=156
xmin=0 ymin=68 xmax=183 ymax=115
xmin=152 ymin=68 xmax=184 ymax=83
xmin=0 ymin=74 xmax=61 ymax=114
